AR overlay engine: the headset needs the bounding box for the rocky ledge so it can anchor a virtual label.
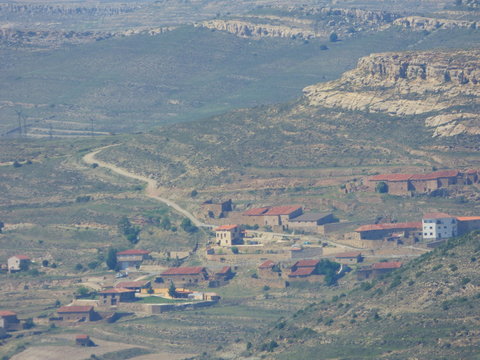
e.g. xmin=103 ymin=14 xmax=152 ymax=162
xmin=303 ymin=50 xmax=480 ymax=137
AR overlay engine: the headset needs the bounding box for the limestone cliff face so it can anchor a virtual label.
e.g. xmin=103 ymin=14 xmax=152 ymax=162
xmin=197 ymin=7 xmax=397 ymax=40
xmin=393 ymin=16 xmax=477 ymax=31
xmin=303 ymin=50 xmax=480 ymax=137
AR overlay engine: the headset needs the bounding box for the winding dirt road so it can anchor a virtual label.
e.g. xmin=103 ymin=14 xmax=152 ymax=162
xmin=82 ymin=145 xmax=212 ymax=228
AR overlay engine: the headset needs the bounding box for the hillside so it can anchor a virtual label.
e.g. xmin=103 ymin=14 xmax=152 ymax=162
xmin=204 ymin=232 xmax=480 ymax=359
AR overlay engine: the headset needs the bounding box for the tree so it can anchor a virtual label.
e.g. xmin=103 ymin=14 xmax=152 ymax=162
xmin=42 ymin=260 xmax=49 ymax=267
xmin=329 ymin=32 xmax=338 ymax=42
xmin=181 ymin=218 xmax=198 ymax=233
xmin=160 ymin=216 xmax=171 ymax=230
xmin=0 ymin=221 xmax=4 ymax=233
xmin=190 ymin=189 xmax=198 ymax=197
xmin=118 ymin=216 xmax=132 ymax=235
xmin=231 ymin=246 xmax=239 ymax=254
xmin=376 ymin=181 xmax=388 ymax=194
xmin=106 ymin=248 xmax=117 ymax=270
xmin=168 ymin=281 xmax=177 ymax=298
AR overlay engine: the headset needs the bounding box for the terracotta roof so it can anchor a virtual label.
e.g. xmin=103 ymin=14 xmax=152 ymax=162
xmin=423 ymin=212 xmax=453 ymax=219
xmin=466 ymin=169 xmax=477 ymax=174
xmin=265 ymin=205 xmax=302 ymax=216
xmin=214 ymin=224 xmax=238 ymax=231
xmin=355 ymin=222 xmax=422 ymax=232
xmin=457 ymin=216 xmax=480 ymax=221
xmin=258 ymin=260 xmax=275 ymax=269
xmin=369 ymin=174 xmax=413 ymax=182
xmin=0 ymin=311 xmax=17 ymax=317
xmin=293 ymin=259 xmax=319 ymax=268
xmin=289 ymin=267 xmax=316 ymax=277
xmin=76 ymin=334 xmax=90 ymax=340
xmin=98 ymin=288 xmax=136 ymax=294
xmin=372 ymin=262 xmax=402 ymax=270
xmin=411 ymin=170 xmax=459 ymax=181
xmin=115 ymin=281 xmax=149 ymax=289
xmin=116 ymin=249 xmax=150 ymax=256
xmin=11 ymin=255 xmax=30 ymax=260
xmin=243 ymin=207 xmax=270 ymax=216
xmin=161 ymin=266 xmax=205 ymax=276
xmin=335 ymin=252 xmax=362 ymax=258
xmin=289 ymin=212 xmax=332 ymax=222
xmin=215 ymin=266 xmax=231 ymax=275
xmin=57 ymin=306 xmax=93 ymax=313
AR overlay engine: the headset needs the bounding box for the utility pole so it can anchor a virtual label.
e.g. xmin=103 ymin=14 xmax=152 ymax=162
xmin=15 ymin=110 xmax=23 ymax=137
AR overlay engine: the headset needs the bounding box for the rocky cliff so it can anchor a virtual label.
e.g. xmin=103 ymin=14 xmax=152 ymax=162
xmin=303 ymin=50 xmax=480 ymax=137
xmin=393 ymin=16 xmax=477 ymax=31
xmin=197 ymin=7 xmax=398 ymax=40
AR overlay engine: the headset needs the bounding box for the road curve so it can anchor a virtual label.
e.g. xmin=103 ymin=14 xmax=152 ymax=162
xmin=82 ymin=145 xmax=213 ymax=228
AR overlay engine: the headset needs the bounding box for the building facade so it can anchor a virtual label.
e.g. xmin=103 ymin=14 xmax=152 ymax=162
xmin=422 ymin=212 xmax=457 ymax=241
xmin=7 ymin=255 xmax=30 ymax=273
xmin=214 ymin=225 xmax=243 ymax=246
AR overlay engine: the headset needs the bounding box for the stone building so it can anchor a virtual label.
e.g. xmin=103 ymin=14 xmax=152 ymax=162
xmin=286 ymin=212 xmax=338 ymax=232
xmin=214 ymin=224 xmax=243 ymax=246
xmin=356 ymin=262 xmax=402 ymax=280
xmin=159 ymin=266 xmax=209 ymax=286
xmin=57 ymin=306 xmax=95 ymax=322
xmin=7 ymin=255 xmax=30 ymax=273
xmin=242 ymin=205 xmax=303 ymax=228
xmin=201 ymin=199 xmax=232 ymax=218
xmin=98 ymin=288 xmax=137 ymax=306
xmin=0 ymin=311 xmax=23 ymax=331
xmin=116 ymin=249 xmax=150 ymax=270
xmin=334 ymin=252 xmax=363 ymax=264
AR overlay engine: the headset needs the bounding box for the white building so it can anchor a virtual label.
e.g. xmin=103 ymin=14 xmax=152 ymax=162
xmin=422 ymin=212 xmax=457 ymax=241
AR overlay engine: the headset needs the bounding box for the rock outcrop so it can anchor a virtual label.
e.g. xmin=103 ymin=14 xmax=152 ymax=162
xmin=303 ymin=50 xmax=480 ymax=137
xmin=393 ymin=16 xmax=477 ymax=31
xmin=197 ymin=7 xmax=398 ymax=40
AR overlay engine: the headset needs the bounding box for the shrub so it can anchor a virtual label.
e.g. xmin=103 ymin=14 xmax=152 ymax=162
xmin=231 ymin=246 xmax=239 ymax=254
xmin=329 ymin=32 xmax=338 ymax=42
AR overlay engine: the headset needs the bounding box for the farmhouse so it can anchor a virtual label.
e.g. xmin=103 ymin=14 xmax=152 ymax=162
xmin=116 ymin=249 xmax=150 ymax=270
xmin=98 ymin=288 xmax=137 ymax=306
xmin=457 ymin=216 xmax=480 ymax=235
xmin=214 ymin=224 xmax=243 ymax=246
xmin=159 ymin=266 xmax=209 ymax=286
xmin=242 ymin=205 xmax=303 ymax=228
xmin=7 ymin=255 xmax=30 ymax=273
xmin=288 ymin=259 xmax=323 ymax=281
xmin=357 ymin=261 xmax=402 ymax=280
xmin=115 ymin=280 xmax=151 ymax=292
xmin=369 ymin=169 xmax=476 ymax=196
xmin=57 ymin=305 xmax=95 ymax=322
xmin=201 ymin=199 xmax=232 ymax=218
xmin=287 ymin=212 xmax=338 ymax=232
xmin=0 ymin=311 xmax=22 ymax=331
xmin=213 ymin=266 xmax=233 ymax=282
xmin=334 ymin=252 xmax=363 ymax=264
xmin=75 ymin=334 xmax=94 ymax=347
xmin=422 ymin=213 xmax=457 ymax=241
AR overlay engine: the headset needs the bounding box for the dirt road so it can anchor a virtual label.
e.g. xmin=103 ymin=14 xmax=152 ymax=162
xmin=83 ymin=145 xmax=212 ymax=228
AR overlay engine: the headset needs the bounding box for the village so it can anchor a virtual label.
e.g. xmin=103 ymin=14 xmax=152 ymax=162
xmin=1 ymin=167 xmax=479 ymax=349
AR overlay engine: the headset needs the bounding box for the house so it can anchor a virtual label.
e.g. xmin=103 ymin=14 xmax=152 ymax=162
xmin=422 ymin=213 xmax=457 ymax=241
xmin=213 ymin=266 xmax=233 ymax=282
xmin=288 ymin=266 xmax=316 ymax=279
xmin=334 ymin=252 xmax=363 ymax=264
xmin=354 ymin=222 xmax=422 ymax=240
xmin=201 ymin=199 xmax=232 ymax=218
xmin=457 ymin=216 xmax=480 ymax=235
xmin=214 ymin=224 xmax=243 ymax=246
xmin=258 ymin=260 xmax=277 ymax=278
xmin=242 ymin=205 xmax=303 ymax=227
xmin=98 ymin=288 xmax=137 ymax=306
xmin=357 ymin=261 xmax=402 ymax=280
xmin=288 ymin=259 xmax=322 ymax=281
xmin=465 ymin=169 xmax=478 ymax=184
xmin=115 ymin=280 xmax=151 ymax=292
xmin=57 ymin=306 xmax=95 ymax=322
xmin=0 ymin=311 xmax=23 ymax=331
xmin=75 ymin=334 xmax=94 ymax=347
xmin=116 ymin=249 xmax=150 ymax=270
xmin=291 ymin=259 xmax=319 ymax=272
xmin=7 ymin=255 xmax=30 ymax=273
xmin=287 ymin=212 xmax=338 ymax=232
xmin=159 ymin=267 xmax=209 ymax=286
xmin=369 ymin=169 xmax=465 ymax=196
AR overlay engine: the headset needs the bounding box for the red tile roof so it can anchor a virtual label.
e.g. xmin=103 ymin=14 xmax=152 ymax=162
xmin=115 ymin=281 xmax=149 ymax=289
xmin=293 ymin=259 xmax=319 ymax=268
xmin=423 ymin=212 xmax=452 ymax=219
xmin=243 ymin=207 xmax=270 ymax=216
xmin=161 ymin=266 xmax=205 ymax=276
xmin=372 ymin=262 xmax=402 ymax=270
xmin=355 ymin=222 xmax=422 ymax=232
xmin=264 ymin=205 xmax=302 ymax=216
xmin=57 ymin=306 xmax=93 ymax=313
xmin=369 ymin=174 xmax=413 ymax=182
xmin=466 ymin=169 xmax=477 ymax=174
xmin=215 ymin=266 xmax=231 ymax=275
xmin=12 ymin=255 xmax=30 ymax=260
xmin=289 ymin=267 xmax=316 ymax=277
xmin=99 ymin=288 xmax=136 ymax=294
xmin=0 ymin=311 xmax=17 ymax=317
xmin=258 ymin=260 xmax=275 ymax=269
xmin=76 ymin=334 xmax=90 ymax=340
xmin=335 ymin=252 xmax=362 ymax=258
xmin=116 ymin=249 xmax=150 ymax=256
xmin=214 ymin=224 xmax=238 ymax=231
xmin=457 ymin=216 xmax=480 ymax=221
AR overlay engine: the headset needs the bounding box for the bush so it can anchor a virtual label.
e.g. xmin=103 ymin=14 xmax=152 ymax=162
xmin=75 ymin=196 xmax=92 ymax=203
xmin=42 ymin=260 xmax=49 ymax=267
xmin=181 ymin=218 xmax=198 ymax=233
xmin=74 ymin=263 xmax=84 ymax=271
xmin=329 ymin=32 xmax=338 ymax=42
xmin=231 ymin=246 xmax=239 ymax=254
